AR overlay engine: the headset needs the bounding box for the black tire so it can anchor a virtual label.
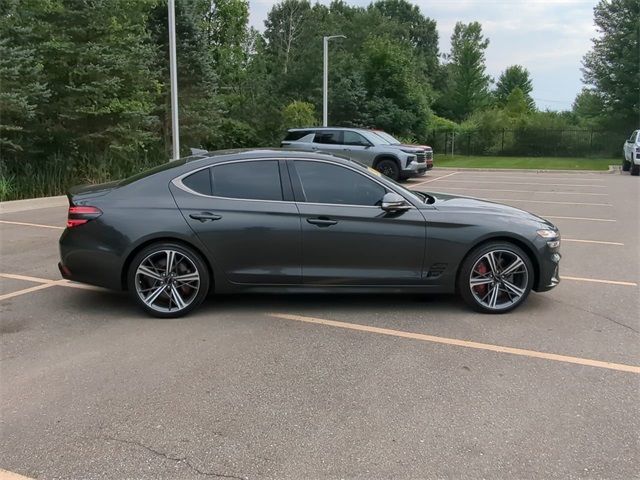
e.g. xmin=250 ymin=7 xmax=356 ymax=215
xmin=622 ymin=159 xmax=631 ymax=172
xmin=375 ymin=158 xmax=400 ymax=181
xmin=631 ymin=164 xmax=640 ymax=176
xmin=127 ymin=242 xmax=210 ymax=318
xmin=457 ymin=241 xmax=534 ymax=314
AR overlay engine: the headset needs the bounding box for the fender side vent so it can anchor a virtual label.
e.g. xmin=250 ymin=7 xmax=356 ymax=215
xmin=426 ymin=263 xmax=447 ymax=278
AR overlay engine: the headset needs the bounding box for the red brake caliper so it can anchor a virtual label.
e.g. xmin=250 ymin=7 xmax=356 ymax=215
xmin=474 ymin=261 xmax=489 ymax=297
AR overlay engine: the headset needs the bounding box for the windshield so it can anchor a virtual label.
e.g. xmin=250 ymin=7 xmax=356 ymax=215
xmin=360 ymin=130 xmax=391 ymax=146
xmin=374 ymin=131 xmax=400 ymax=144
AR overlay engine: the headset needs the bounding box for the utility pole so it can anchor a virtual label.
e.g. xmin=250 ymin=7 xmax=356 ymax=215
xmin=168 ymin=0 xmax=180 ymax=160
xmin=322 ymin=35 xmax=346 ymax=127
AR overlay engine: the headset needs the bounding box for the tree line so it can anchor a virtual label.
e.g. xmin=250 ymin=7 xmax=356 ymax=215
xmin=1 ymin=0 xmax=638 ymax=199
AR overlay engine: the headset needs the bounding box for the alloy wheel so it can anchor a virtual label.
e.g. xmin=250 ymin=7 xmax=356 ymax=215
xmin=134 ymin=249 xmax=200 ymax=314
xmin=469 ymin=249 xmax=529 ymax=311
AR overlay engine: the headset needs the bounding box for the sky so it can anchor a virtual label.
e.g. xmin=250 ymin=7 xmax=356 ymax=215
xmin=248 ymin=0 xmax=600 ymax=111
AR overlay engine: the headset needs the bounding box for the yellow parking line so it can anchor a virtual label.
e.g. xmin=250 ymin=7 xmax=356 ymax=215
xmin=429 ymin=186 xmax=608 ymax=196
xmin=0 ymin=282 xmax=60 ymax=301
xmin=542 ymin=215 xmax=615 ymax=222
xmin=0 ymin=469 xmax=36 ymax=480
xmin=454 ymin=175 xmax=605 ymax=182
xmin=563 ymin=238 xmax=624 ymax=246
xmin=434 ymin=179 xmax=607 ymax=188
xmin=561 ymin=276 xmax=637 ymax=287
xmin=484 ymin=198 xmax=611 ymax=207
xmin=269 ymin=313 xmax=640 ymax=374
xmin=0 ymin=220 xmax=64 ymax=230
xmin=411 ymin=172 xmax=458 ymax=186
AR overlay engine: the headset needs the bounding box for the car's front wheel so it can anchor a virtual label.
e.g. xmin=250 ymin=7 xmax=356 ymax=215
xmin=622 ymin=159 xmax=631 ymax=171
xmin=375 ymin=159 xmax=400 ymax=181
xmin=457 ymin=242 xmax=534 ymax=314
xmin=128 ymin=242 xmax=210 ymax=318
xmin=631 ymin=164 xmax=640 ymax=176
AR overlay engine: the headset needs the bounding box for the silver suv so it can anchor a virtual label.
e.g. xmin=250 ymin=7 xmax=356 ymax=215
xmin=281 ymin=127 xmax=428 ymax=180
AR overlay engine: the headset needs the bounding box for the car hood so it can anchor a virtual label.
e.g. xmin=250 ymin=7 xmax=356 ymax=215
xmin=396 ymin=143 xmax=432 ymax=151
xmin=426 ymin=191 xmax=557 ymax=229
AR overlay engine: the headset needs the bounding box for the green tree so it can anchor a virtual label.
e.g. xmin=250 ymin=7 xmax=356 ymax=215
xmin=572 ymin=88 xmax=606 ymax=128
xmin=0 ymin=0 xmax=50 ymax=158
xmin=281 ymin=100 xmax=317 ymax=128
xmin=503 ymin=87 xmax=529 ymax=118
xmin=494 ymin=65 xmax=534 ymax=110
xmin=582 ymin=0 xmax=640 ymax=128
xmin=438 ymin=22 xmax=491 ymax=121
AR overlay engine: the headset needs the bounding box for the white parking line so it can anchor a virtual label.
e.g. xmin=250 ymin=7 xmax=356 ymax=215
xmin=542 ymin=215 xmax=616 ymax=222
xmin=428 ymin=186 xmax=608 ymax=196
xmin=433 ymin=179 xmax=607 ymax=188
xmin=0 ymin=220 xmax=64 ymax=230
xmin=484 ymin=198 xmax=611 ymax=207
xmin=563 ymin=238 xmax=624 ymax=246
xmin=448 ymin=174 xmax=605 ymax=183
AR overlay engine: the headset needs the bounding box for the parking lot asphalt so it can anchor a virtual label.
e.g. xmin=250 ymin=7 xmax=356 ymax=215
xmin=1 ymin=168 xmax=639 ymax=479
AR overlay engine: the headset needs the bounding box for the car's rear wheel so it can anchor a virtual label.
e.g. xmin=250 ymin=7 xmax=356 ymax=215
xmin=375 ymin=159 xmax=400 ymax=181
xmin=128 ymin=242 xmax=210 ymax=318
xmin=457 ymin=242 xmax=534 ymax=314
xmin=622 ymin=159 xmax=631 ymax=171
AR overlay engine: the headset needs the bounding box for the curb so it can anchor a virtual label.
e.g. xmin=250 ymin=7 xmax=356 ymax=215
xmin=431 ymin=165 xmax=620 ymax=174
xmin=0 ymin=195 xmax=68 ymax=214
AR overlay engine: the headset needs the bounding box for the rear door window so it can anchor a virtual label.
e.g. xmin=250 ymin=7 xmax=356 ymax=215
xmin=211 ymin=161 xmax=283 ymax=201
xmin=314 ymin=130 xmax=343 ymax=145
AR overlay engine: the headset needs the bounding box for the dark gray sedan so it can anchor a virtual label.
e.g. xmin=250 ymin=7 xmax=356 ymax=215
xmin=59 ymin=149 xmax=561 ymax=317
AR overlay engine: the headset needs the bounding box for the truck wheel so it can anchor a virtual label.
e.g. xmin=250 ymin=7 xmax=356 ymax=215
xmin=622 ymin=159 xmax=631 ymax=172
xmin=375 ymin=159 xmax=400 ymax=181
xmin=631 ymin=164 xmax=640 ymax=176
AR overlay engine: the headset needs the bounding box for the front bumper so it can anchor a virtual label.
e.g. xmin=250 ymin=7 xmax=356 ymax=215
xmin=403 ymin=161 xmax=428 ymax=176
xmin=535 ymin=250 xmax=561 ymax=292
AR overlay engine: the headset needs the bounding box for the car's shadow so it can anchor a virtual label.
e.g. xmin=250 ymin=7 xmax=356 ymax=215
xmin=63 ymin=288 xmax=467 ymax=320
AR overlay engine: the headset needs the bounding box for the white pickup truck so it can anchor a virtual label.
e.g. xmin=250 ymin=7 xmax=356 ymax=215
xmin=623 ymin=129 xmax=640 ymax=176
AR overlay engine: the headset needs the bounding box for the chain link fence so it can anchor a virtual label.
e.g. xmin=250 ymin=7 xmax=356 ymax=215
xmin=425 ymin=129 xmax=625 ymax=158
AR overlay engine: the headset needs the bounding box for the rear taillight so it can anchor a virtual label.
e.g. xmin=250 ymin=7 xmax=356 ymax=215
xmin=67 ymin=205 xmax=102 ymax=228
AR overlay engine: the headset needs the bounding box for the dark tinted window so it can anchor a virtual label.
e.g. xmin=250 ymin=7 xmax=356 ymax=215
xmin=284 ymin=130 xmax=312 ymax=141
xmin=295 ymin=161 xmax=386 ymax=206
xmin=212 ymin=161 xmax=282 ymax=201
xmin=343 ymin=131 xmax=371 ymax=147
xmin=182 ymin=168 xmax=211 ymax=195
xmin=314 ymin=130 xmax=343 ymax=145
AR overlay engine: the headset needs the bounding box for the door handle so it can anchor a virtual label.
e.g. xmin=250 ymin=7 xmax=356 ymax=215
xmin=307 ymin=217 xmax=338 ymax=227
xmin=189 ymin=212 xmax=222 ymax=222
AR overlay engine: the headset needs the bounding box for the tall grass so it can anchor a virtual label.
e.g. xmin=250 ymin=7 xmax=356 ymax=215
xmin=1 ymin=148 xmax=168 ymax=201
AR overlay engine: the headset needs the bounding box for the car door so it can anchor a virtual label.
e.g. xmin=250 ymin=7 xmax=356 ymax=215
xmin=289 ymin=159 xmax=426 ymax=285
xmin=342 ymin=130 xmax=374 ymax=166
xmin=170 ymin=159 xmax=302 ymax=285
xmin=312 ymin=130 xmax=344 ymax=155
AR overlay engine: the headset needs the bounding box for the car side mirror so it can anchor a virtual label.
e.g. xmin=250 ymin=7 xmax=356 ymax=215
xmin=381 ymin=192 xmax=411 ymax=212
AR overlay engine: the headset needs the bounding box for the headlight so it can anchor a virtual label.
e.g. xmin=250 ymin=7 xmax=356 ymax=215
xmin=537 ymin=229 xmax=558 ymax=239
xmin=538 ymin=229 xmax=560 ymax=248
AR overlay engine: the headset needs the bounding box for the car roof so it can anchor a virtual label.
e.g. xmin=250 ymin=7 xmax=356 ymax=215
xmin=287 ymin=127 xmax=373 ymax=133
xmin=186 ymin=148 xmax=354 ymax=166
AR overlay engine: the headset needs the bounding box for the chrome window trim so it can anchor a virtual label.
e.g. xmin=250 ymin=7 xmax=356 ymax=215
xmin=171 ymin=156 xmax=417 ymax=209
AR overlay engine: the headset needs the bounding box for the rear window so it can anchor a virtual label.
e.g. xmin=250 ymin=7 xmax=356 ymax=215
xmin=284 ymin=130 xmax=313 ymax=141
xmin=211 ymin=161 xmax=283 ymax=201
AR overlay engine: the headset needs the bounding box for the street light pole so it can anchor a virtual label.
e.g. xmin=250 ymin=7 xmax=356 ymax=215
xmin=168 ymin=0 xmax=180 ymax=160
xmin=322 ymin=35 xmax=345 ymax=127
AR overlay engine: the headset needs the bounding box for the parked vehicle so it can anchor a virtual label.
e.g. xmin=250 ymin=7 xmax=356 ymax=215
xmin=281 ymin=127 xmax=427 ymax=180
xmin=372 ymin=130 xmax=433 ymax=171
xmin=59 ymin=149 xmax=561 ymax=318
xmin=623 ymin=130 xmax=640 ymax=176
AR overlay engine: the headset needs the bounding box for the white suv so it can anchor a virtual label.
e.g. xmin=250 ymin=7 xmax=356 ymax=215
xmin=623 ymin=130 xmax=640 ymax=176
